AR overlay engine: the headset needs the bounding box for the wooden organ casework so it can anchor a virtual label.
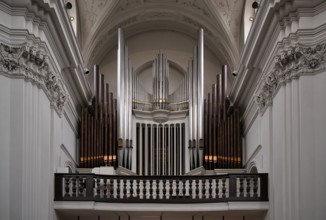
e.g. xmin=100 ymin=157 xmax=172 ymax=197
xmin=78 ymin=28 xmax=243 ymax=174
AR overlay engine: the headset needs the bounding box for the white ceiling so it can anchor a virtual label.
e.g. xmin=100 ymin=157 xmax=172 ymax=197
xmin=75 ymin=0 xmax=245 ymax=71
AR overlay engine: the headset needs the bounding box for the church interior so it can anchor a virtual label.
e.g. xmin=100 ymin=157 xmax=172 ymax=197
xmin=0 ymin=0 xmax=326 ymax=220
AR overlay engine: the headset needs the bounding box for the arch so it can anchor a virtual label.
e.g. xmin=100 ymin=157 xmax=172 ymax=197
xmin=135 ymin=59 xmax=187 ymax=77
xmin=247 ymin=160 xmax=258 ymax=173
xmin=64 ymin=160 xmax=75 ymax=173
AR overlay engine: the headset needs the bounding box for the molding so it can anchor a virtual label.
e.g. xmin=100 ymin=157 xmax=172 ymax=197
xmin=245 ymin=145 xmax=262 ymax=169
xmin=54 ymin=201 xmax=269 ymax=212
xmin=60 ymin=144 xmax=78 ymax=167
xmin=255 ymin=43 xmax=326 ymax=114
xmin=0 ymin=42 xmax=68 ymax=116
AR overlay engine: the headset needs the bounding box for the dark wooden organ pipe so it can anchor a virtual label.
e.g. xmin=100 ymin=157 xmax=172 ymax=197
xmin=203 ymin=65 xmax=242 ymax=170
xmin=79 ymin=65 xmax=118 ymax=169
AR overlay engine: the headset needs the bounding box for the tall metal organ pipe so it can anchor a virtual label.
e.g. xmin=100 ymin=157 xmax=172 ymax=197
xmin=188 ymin=28 xmax=204 ymax=169
xmin=152 ymin=50 xmax=169 ymax=110
xmin=197 ymin=28 xmax=204 ymax=167
xmin=117 ymin=28 xmax=134 ymax=169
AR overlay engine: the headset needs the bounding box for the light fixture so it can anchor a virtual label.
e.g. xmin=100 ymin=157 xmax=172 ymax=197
xmin=249 ymin=17 xmax=254 ymax=21
xmin=252 ymin=1 xmax=259 ymax=9
xmin=69 ymin=16 xmax=74 ymax=21
xmin=65 ymin=2 xmax=72 ymax=10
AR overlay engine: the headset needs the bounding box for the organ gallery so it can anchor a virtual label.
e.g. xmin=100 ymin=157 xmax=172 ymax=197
xmin=79 ymin=28 xmax=242 ymax=174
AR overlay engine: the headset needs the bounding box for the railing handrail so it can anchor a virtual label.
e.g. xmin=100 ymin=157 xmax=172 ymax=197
xmin=54 ymin=173 xmax=268 ymax=178
xmin=54 ymin=173 xmax=268 ymax=203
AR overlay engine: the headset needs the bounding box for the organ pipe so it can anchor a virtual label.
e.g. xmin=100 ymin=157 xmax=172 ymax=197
xmin=79 ymin=65 xmax=118 ymax=168
xmin=117 ymin=28 xmax=134 ymax=169
xmin=79 ymin=28 xmax=242 ymax=173
xmin=187 ymin=28 xmax=205 ymax=170
xmin=135 ymin=123 xmax=186 ymax=176
xmin=203 ymin=65 xmax=242 ymax=170
xmin=117 ymin=28 xmax=124 ymax=167
xmin=197 ymin=28 xmax=204 ymax=167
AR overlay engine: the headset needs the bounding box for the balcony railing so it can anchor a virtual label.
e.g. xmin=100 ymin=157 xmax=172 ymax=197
xmin=54 ymin=173 xmax=268 ymax=203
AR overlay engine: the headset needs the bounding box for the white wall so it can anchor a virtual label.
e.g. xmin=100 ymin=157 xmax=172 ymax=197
xmin=0 ymin=75 xmax=11 ymax=220
xmin=243 ymin=72 xmax=326 ymax=220
xmin=0 ymin=1 xmax=84 ymax=219
xmin=0 ymin=63 xmax=80 ymax=220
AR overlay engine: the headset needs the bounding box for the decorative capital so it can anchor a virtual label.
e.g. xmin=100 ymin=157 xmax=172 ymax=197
xmin=0 ymin=43 xmax=68 ymax=115
xmin=255 ymin=43 xmax=326 ymax=113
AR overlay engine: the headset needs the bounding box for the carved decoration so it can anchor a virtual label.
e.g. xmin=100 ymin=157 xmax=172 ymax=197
xmin=214 ymin=0 xmax=239 ymax=26
xmin=0 ymin=43 xmax=68 ymax=115
xmin=178 ymin=0 xmax=211 ymax=17
xmin=255 ymin=43 xmax=326 ymax=112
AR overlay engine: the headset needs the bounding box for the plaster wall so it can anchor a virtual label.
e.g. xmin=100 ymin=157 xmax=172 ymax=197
xmin=0 ymin=1 xmax=83 ymax=219
xmin=0 ymin=63 xmax=79 ymax=220
xmin=0 ymin=75 xmax=11 ymax=220
xmin=243 ymin=72 xmax=326 ymax=220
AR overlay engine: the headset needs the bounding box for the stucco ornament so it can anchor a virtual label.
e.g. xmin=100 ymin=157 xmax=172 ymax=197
xmin=0 ymin=43 xmax=68 ymax=115
xmin=255 ymin=43 xmax=326 ymax=112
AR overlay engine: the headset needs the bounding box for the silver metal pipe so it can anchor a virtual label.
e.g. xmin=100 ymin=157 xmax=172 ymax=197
xmin=123 ymin=46 xmax=129 ymax=167
xmin=168 ymin=124 xmax=171 ymax=175
xmin=198 ymin=28 xmax=204 ymax=139
xmin=188 ymin=59 xmax=193 ymax=169
xmin=193 ymin=46 xmax=198 ymax=168
xmin=223 ymin=64 xmax=228 ymax=119
xmin=162 ymin=54 xmax=165 ymax=106
xmin=128 ymin=61 xmax=133 ymax=170
xmin=159 ymin=51 xmax=163 ymax=109
xmin=188 ymin=60 xmax=193 ymax=141
xmin=117 ymin=28 xmax=125 ymax=166
xmin=152 ymin=61 xmax=155 ymax=109
xmin=198 ymin=28 xmax=204 ymax=166
xmin=174 ymin=123 xmax=176 ymax=175
xmin=162 ymin=125 xmax=165 ymax=175
xmin=167 ymin=62 xmax=170 ymax=108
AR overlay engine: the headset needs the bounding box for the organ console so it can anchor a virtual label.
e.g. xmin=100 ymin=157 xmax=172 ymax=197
xmin=78 ymin=28 xmax=242 ymax=173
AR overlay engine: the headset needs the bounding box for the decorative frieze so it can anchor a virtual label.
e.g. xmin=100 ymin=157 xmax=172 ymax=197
xmin=0 ymin=43 xmax=68 ymax=115
xmin=255 ymin=43 xmax=326 ymax=112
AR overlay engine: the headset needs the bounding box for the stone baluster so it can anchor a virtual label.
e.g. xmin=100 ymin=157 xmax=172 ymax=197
xmin=72 ymin=177 xmax=77 ymax=197
xmin=64 ymin=177 xmax=70 ymax=197
xmin=253 ymin=176 xmax=258 ymax=197
xmin=195 ymin=179 xmax=199 ymax=199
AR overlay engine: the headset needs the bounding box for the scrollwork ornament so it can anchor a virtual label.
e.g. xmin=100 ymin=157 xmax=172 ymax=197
xmin=255 ymin=43 xmax=326 ymax=113
xmin=0 ymin=43 xmax=68 ymax=115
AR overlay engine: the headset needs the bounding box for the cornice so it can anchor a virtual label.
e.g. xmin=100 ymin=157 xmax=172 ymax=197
xmin=0 ymin=42 xmax=68 ymax=116
xmin=255 ymin=43 xmax=326 ymax=114
xmin=0 ymin=0 xmax=93 ymax=112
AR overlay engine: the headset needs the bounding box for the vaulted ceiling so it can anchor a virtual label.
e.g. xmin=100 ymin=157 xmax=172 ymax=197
xmin=75 ymin=0 xmax=245 ymax=71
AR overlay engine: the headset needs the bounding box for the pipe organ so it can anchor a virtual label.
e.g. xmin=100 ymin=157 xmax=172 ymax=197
xmin=203 ymin=65 xmax=242 ymax=169
xmin=152 ymin=50 xmax=169 ymax=110
xmin=78 ymin=28 xmax=243 ymax=173
xmin=117 ymin=28 xmax=133 ymax=169
xmin=136 ymin=123 xmax=186 ymax=176
xmin=79 ymin=66 xmax=118 ymax=168
xmin=188 ymin=28 xmax=205 ymax=170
